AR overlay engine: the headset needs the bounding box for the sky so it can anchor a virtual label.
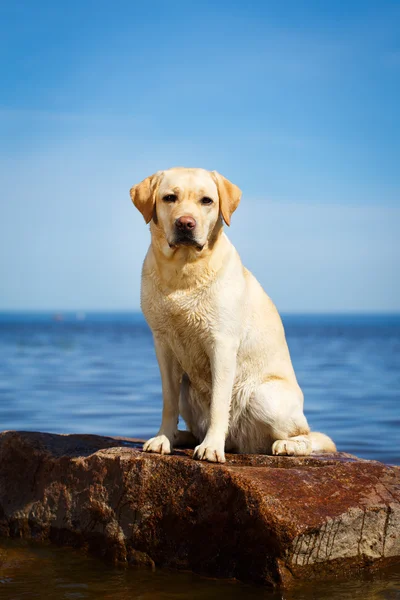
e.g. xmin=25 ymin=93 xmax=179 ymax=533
xmin=0 ymin=0 xmax=399 ymax=312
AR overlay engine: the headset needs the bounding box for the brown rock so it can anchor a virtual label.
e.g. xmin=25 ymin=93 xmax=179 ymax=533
xmin=0 ymin=430 xmax=399 ymax=587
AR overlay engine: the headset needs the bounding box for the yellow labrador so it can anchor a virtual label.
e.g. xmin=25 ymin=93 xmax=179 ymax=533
xmin=130 ymin=167 xmax=336 ymax=462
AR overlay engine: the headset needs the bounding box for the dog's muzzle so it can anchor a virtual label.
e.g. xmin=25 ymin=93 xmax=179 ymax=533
xmin=169 ymin=216 xmax=204 ymax=250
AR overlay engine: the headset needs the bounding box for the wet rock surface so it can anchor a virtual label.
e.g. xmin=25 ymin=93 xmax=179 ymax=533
xmin=0 ymin=430 xmax=399 ymax=587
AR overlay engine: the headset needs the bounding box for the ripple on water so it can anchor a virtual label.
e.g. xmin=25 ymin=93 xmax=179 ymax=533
xmin=0 ymin=313 xmax=399 ymax=464
xmin=0 ymin=539 xmax=400 ymax=600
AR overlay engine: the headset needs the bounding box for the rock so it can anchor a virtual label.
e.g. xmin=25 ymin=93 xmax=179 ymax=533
xmin=0 ymin=430 xmax=399 ymax=588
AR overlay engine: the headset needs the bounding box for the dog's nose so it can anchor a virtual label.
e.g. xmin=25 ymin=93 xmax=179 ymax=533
xmin=175 ymin=216 xmax=196 ymax=231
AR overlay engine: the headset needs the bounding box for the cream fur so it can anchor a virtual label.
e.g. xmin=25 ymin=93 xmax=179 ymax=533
xmin=130 ymin=167 xmax=336 ymax=463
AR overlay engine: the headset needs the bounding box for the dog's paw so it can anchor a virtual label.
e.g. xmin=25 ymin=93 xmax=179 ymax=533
xmin=143 ymin=435 xmax=172 ymax=455
xmin=272 ymin=437 xmax=311 ymax=456
xmin=193 ymin=441 xmax=225 ymax=463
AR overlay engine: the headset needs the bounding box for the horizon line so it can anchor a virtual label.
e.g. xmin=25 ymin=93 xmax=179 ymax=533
xmin=0 ymin=309 xmax=399 ymax=316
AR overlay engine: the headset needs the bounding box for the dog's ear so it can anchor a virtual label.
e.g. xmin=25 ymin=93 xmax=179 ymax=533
xmin=211 ymin=171 xmax=242 ymax=226
xmin=130 ymin=172 xmax=161 ymax=224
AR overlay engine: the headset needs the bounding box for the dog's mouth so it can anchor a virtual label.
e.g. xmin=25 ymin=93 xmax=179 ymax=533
xmin=169 ymin=233 xmax=204 ymax=251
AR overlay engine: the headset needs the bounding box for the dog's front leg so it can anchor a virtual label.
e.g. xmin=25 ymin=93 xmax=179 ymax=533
xmin=143 ymin=338 xmax=181 ymax=455
xmin=193 ymin=340 xmax=237 ymax=463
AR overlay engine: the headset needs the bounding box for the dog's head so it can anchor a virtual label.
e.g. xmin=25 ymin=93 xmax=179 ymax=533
xmin=130 ymin=168 xmax=241 ymax=253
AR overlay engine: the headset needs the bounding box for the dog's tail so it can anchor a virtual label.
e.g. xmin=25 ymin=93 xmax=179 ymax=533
xmin=309 ymin=431 xmax=337 ymax=453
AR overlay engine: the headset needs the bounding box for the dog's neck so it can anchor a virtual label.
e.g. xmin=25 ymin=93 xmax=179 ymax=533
xmin=147 ymin=221 xmax=230 ymax=292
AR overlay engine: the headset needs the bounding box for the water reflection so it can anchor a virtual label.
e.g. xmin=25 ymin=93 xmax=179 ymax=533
xmin=0 ymin=539 xmax=399 ymax=600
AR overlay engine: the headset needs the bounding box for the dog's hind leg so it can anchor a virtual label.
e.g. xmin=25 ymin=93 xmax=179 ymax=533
xmin=250 ymin=380 xmax=336 ymax=456
xmin=174 ymin=430 xmax=198 ymax=448
xmin=272 ymin=432 xmax=336 ymax=456
xmin=271 ymin=434 xmax=312 ymax=456
xmin=177 ymin=373 xmax=204 ymax=446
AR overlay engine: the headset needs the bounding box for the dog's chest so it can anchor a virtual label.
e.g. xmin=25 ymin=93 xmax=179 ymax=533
xmin=142 ymin=280 xmax=214 ymax=385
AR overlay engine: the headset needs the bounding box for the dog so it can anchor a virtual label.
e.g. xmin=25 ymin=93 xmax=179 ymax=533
xmin=130 ymin=167 xmax=336 ymax=462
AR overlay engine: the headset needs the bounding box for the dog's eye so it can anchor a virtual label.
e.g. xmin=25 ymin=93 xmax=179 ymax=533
xmin=163 ymin=194 xmax=177 ymax=203
xmin=200 ymin=197 xmax=213 ymax=205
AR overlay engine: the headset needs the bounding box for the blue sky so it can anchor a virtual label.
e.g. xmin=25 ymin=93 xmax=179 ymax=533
xmin=1 ymin=0 xmax=399 ymax=312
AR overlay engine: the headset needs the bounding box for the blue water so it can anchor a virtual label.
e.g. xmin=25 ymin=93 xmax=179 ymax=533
xmin=0 ymin=312 xmax=399 ymax=465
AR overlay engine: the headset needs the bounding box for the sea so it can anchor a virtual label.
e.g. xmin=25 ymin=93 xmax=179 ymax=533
xmin=0 ymin=311 xmax=399 ymax=599
xmin=0 ymin=311 xmax=399 ymax=464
